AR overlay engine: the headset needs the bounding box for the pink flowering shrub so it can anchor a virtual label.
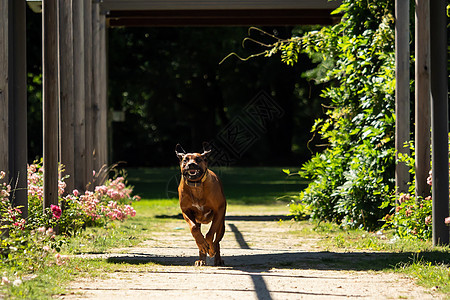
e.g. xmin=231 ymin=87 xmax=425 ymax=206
xmin=383 ymin=192 xmax=433 ymax=240
xmin=382 ymin=138 xmax=450 ymax=240
xmin=27 ymin=160 xmax=139 ymax=235
xmin=72 ymin=175 xmax=139 ymax=227
xmin=1 ymin=171 xmax=60 ymax=269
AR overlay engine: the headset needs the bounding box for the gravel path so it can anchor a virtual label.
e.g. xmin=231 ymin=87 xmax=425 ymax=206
xmin=62 ymin=210 xmax=441 ymax=299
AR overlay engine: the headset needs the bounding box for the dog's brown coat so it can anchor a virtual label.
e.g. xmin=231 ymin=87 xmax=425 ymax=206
xmin=176 ymin=147 xmax=227 ymax=266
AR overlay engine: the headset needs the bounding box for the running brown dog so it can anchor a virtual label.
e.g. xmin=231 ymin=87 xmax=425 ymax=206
xmin=175 ymin=144 xmax=226 ymax=266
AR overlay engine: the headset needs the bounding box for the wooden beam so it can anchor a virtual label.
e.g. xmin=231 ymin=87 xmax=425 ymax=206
xmin=0 ymin=0 xmax=30 ymax=216
xmin=395 ymin=0 xmax=410 ymax=195
xmin=101 ymin=0 xmax=342 ymax=11
xmin=43 ymin=0 xmax=59 ymax=208
xmin=59 ymin=0 xmax=75 ymax=194
xmin=0 ymin=1 xmax=28 ymax=206
xmin=73 ymin=0 xmax=86 ymax=192
xmin=107 ymin=9 xmax=339 ymax=27
xmin=92 ymin=3 xmax=108 ymax=173
xmin=414 ymin=0 xmax=431 ymax=199
xmin=10 ymin=0 xmax=28 ymax=215
xmin=100 ymin=12 xmax=108 ymax=168
xmin=430 ymin=0 xmax=449 ymax=246
xmin=84 ymin=0 xmax=94 ymax=190
xmin=0 ymin=0 xmax=9 ymax=177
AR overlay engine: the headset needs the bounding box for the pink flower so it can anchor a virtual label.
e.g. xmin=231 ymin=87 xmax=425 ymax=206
xmin=58 ymin=181 xmax=66 ymax=196
xmin=0 ymin=171 xmax=5 ymax=180
xmin=398 ymin=194 xmax=410 ymax=204
xmin=38 ymin=226 xmax=46 ymax=233
xmin=405 ymin=208 xmax=412 ymax=217
xmin=1 ymin=277 xmax=10 ymax=285
xmin=427 ymin=170 xmax=432 ymax=186
xmin=55 ymin=253 xmax=68 ymax=266
xmin=43 ymin=245 xmax=50 ymax=252
xmin=445 ymin=217 xmax=450 ymax=225
xmin=425 ymin=215 xmax=432 ymax=225
xmin=13 ymin=219 xmax=26 ymax=230
xmin=51 ymin=204 xmax=62 ymax=219
xmin=73 ymin=189 xmax=80 ymax=197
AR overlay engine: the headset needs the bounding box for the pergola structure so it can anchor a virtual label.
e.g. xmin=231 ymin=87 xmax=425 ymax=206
xmin=0 ymin=0 xmax=448 ymax=245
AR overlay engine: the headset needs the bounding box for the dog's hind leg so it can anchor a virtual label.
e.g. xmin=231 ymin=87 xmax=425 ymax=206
xmin=213 ymin=243 xmax=224 ymax=266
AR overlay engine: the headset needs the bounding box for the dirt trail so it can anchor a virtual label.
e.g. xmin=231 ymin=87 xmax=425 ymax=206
xmin=62 ymin=209 xmax=441 ymax=300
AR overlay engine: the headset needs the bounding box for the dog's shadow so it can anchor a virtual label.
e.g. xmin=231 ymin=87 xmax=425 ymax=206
xmin=105 ymin=249 xmax=434 ymax=273
xmin=108 ymin=213 xmax=442 ymax=272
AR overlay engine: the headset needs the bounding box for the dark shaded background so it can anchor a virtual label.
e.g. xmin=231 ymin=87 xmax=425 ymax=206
xmin=26 ymin=8 xmax=326 ymax=167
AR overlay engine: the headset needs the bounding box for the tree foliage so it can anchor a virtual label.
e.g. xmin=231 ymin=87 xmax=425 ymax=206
xmin=275 ymin=0 xmax=396 ymax=230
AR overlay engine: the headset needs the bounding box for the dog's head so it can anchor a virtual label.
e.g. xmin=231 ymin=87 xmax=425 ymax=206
xmin=175 ymin=144 xmax=211 ymax=182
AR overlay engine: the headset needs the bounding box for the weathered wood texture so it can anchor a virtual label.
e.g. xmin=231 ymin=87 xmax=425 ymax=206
xmin=0 ymin=0 xmax=9 ymax=176
xmin=0 ymin=0 xmax=29 ymax=216
xmin=59 ymin=0 xmax=75 ymax=194
xmin=106 ymin=9 xmax=340 ymax=27
xmin=73 ymin=0 xmax=86 ymax=192
xmin=92 ymin=3 xmax=108 ymax=174
xmin=84 ymin=0 xmax=94 ymax=190
xmin=430 ymin=0 xmax=449 ymax=246
xmin=101 ymin=0 xmax=341 ymax=10
xmin=394 ymin=0 xmax=411 ymax=195
xmin=43 ymin=0 xmax=59 ymax=207
xmin=99 ymin=13 xmax=108 ymax=169
xmin=414 ymin=0 xmax=431 ymax=199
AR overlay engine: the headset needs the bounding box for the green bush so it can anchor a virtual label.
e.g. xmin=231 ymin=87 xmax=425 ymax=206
xmin=382 ymin=139 xmax=450 ymax=240
xmin=278 ymin=0 xmax=396 ymax=230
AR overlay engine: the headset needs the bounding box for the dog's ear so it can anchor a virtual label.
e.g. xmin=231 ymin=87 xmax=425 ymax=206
xmin=201 ymin=142 xmax=212 ymax=157
xmin=175 ymin=144 xmax=186 ymax=161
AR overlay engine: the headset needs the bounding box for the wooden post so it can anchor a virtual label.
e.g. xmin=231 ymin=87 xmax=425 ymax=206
xmin=1 ymin=0 xmax=28 ymax=217
xmin=395 ymin=0 xmax=411 ymax=195
xmin=73 ymin=0 xmax=86 ymax=192
xmin=43 ymin=0 xmax=59 ymax=208
xmin=430 ymin=0 xmax=449 ymax=246
xmin=9 ymin=0 xmax=28 ymax=215
xmin=84 ymin=0 xmax=94 ymax=190
xmin=100 ymin=12 xmax=108 ymax=167
xmin=92 ymin=2 xmax=108 ymax=173
xmin=0 ymin=0 xmax=9 ymax=177
xmin=414 ymin=0 xmax=431 ymax=199
xmin=59 ymin=0 xmax=75 ymax=194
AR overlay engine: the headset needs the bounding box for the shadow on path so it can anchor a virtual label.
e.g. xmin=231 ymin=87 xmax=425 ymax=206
xmin=155 ymin=213 xmax=293 ymax=222
xmin=104 ymin=220 xmax=448 ymax=300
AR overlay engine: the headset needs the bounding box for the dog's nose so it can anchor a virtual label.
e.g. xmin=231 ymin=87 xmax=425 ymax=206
xmin=187 ymin=161 xmax=197 ymax=168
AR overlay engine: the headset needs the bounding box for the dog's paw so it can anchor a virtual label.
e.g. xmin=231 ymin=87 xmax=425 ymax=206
xmin=195 ymin=260 xmax=206 ymax=267
xmin=214 ymin=258 xmax=224 ymax=266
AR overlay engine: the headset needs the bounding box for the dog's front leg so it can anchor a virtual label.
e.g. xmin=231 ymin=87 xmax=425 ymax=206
xmin=182 ymin=210 xmax=209 ymax=263
xmin=205 ymin=205 xmax=226 ymax=264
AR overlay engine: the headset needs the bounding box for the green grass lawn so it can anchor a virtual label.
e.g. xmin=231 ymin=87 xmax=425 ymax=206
xmin=2 ymin=167 xmax=449 ymax=298
xmin=126 ymin=166 xmax=307 ymax=205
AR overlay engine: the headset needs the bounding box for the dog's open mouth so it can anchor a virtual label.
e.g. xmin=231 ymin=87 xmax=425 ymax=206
xmin=188 ymin=169 xmax=199 ymax=176
xmin=184 ymin=166 xmax=204 ymax=181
